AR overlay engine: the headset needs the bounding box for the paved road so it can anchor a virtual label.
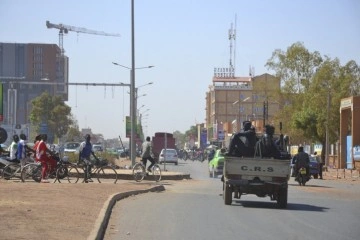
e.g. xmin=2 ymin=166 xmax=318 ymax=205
xmin=105 ymin=159 xmax=360 ymax=240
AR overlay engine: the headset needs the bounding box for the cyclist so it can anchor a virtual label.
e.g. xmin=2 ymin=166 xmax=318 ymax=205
xmin=141 ymin=136 xmax=155 ymax=172
xmin=78 ymin=134 xmax=99 ymax=183
xmin=17 ymin=134 xmax=32 ymax=169
xmin=36 ymin=134 xmax=56 ymax=183
xmin=6 ymin=135 xmax=20 ymax=162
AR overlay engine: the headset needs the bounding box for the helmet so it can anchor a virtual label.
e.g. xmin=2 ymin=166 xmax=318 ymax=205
xmin=265 ymin=124 xmax=275 ymax=135
xmin=13 ymin=134 xmax=19 ymax=142
xmin=243 ymin=121 xmax=251 ymax=131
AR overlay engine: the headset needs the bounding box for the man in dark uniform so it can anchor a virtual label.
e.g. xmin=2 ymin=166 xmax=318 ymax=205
xmin=227 ymin=121 xmax=257 ymax=157
xmin=293 ymin=146 xmax=310 ymax=177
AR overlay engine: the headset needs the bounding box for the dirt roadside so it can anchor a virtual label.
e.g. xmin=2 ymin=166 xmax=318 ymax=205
xmin=0 ymin=158 xmax=164 ymax=240
xmin=0 ymin=178 xmax=164 ymax=240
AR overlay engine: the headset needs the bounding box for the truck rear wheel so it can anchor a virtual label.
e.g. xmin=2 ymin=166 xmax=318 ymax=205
xmin=224 ymin=183 xmax=232 ymax=205
xmin=277 ymin=187 xmax=288 ymax=209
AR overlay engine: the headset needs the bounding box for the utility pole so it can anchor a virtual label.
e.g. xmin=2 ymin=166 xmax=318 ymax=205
xmin=130 ymin=0 xmax=137 ymax=168
xmin=325 ymin=90 xmax=330 ymax=166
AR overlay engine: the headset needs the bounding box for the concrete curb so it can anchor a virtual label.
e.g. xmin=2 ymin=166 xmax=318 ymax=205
xmin=116 ymin=172 xmax=191 ymax=180
xmin=87 ymin=185 xmax=166 ymax=240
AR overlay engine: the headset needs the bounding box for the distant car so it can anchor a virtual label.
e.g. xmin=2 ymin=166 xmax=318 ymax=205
xmin=290 ymin=155 xmax=320 ymax=179
xmin=159 ymin=148 xmax=178 ymax=165
xmin=92 ymin=144 xmax=103 ymax=152
xmin=63 ymin=142 xmax=80 ymax=154
xmin=1 ymin=144 xmax=8 ymax=150
xmin=106 ymin=148 xmax=119 ymax=159
xmin=208 ymin=149 xmax=225 ymax=178
xmin=117 ymin=148 xmax=128 ymax=158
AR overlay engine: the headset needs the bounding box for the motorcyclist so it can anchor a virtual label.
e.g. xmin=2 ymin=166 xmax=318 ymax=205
xmin=293 ymin=146 xmax=310 ymax=178
xmin=208 ymin=149 xmax=216 ymax=162
xmin=227 ymin=121 xmax=257 ymax=157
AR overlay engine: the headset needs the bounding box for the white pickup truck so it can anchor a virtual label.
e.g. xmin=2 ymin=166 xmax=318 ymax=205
xmin=223 ymin=156 xmax=291 ymax=208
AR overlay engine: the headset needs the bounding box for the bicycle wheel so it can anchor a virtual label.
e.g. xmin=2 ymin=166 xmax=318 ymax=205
xmin=21 ymin=163 xmax=42 ymax=182
xmin=132 ymin=163 xmax=145 ymax=182
xmin=96 ymin=166 xmax=118 ymax=184
xmin=152 ymin=164 xmax=162 ymax=182
xmin=2 ymin=163 xmax=20 ymax=180
xmin=79 ymin=165 xmax=97 ymax=183
xmin=58 ymin=165 xmax=80 ymax=183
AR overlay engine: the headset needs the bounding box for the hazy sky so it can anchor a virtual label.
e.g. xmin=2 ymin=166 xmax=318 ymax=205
xmin=1 ymin=0 xmax=359 ymax=139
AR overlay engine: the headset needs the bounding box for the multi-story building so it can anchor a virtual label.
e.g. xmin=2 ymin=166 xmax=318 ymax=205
xmin=0 ymin=42 xmax=68 ymax=141
xmin=205 ymin=68 xmax=281 ymax=142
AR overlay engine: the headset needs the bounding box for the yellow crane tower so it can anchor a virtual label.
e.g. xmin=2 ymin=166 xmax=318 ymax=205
xmin=46 ymin=20 xmax=121 ymax=56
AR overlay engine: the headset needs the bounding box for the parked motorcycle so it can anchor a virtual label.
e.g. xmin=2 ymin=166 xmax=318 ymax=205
xmin=295 ymin=166 xmax=309 ymax=186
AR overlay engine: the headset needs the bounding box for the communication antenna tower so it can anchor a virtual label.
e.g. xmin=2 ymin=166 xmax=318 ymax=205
xmin=228 ymin=16 xmax=237 ymax=75
xmin=249 ymin=65 xmax=255 ymax=77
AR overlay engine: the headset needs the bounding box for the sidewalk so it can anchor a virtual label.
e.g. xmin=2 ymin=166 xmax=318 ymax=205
xmin=115 ymin=168 xmax=190 ymax=180
xmin=323 ymin=167 xmax=360 ymax=180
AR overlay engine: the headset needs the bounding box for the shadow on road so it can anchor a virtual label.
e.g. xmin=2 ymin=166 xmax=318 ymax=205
xmin=288 ymin=183 xmax=333 ymax=188
xmin=232 ymin=200 xmax=329 ymax=212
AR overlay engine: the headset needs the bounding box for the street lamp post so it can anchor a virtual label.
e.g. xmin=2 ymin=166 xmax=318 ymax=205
xmin=325 ymin=89 xmax=330 ymax=167
xmin=112 ymin=62 xmax=153 ymax=167
xmin=233 ymin=97 xmax=250 ymax=130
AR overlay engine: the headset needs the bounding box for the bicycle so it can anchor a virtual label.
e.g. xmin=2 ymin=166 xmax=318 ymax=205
xmin=78 ymin=158 xmax=118 ymax=184
xmin=2 ymin=157 xmax=34 ymax=180
xmin=21 ymin=153 xmax=80 ymax=183
xmin=132 ymin=160 xmax=161 ymax=182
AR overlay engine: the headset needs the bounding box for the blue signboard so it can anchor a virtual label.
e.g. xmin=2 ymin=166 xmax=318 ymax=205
xmin=200 ymin=129 xmax=207 ymax=149
xmin=40 ymin=123 xmax=48 ymax=134
xmin=347 ymin=135 xmax=353 ymax=169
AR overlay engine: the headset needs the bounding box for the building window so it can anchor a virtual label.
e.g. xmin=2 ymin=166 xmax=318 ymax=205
xmin=253 ymin=106 xmax=263 ymax=113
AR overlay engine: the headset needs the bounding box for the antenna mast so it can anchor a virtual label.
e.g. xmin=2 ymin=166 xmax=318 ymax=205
xmin=228 ymin=14 xmax=237 ymax=76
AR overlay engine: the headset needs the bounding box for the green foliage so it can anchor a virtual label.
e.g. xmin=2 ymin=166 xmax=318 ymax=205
xmin=29 ymin=92 xmax=73 ymax=140
xmin=173 ymin=130 xmax=186 ymax=148
xmin=292 ymin=109 xmax=319 ymax=142
xmin=64 ymin=115 xmax=82 ymax=142
xmin=185 ymin=125 xmax=197 ymax=138
xmin=266 ymin=42 xmax=359 ymax=146
xmin=266 ymin=42 xmax=323 ymax=94
xmin=172 ymin=126 xmax=198 ymax=149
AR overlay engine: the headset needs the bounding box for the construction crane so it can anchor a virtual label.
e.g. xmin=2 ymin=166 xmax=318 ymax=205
xmin=46 ymin=20 xmax=121 ymax=56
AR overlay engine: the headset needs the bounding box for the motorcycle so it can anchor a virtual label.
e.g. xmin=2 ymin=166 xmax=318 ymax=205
xmin=295 ymin=166 xmax=309 ymax=186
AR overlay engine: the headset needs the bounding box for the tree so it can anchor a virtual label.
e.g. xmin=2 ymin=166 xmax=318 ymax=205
xmin=266 ymin=42 xmax=323 ymax=94
xmin=29 ymin=92 xmax=73 ymax=141
xmin=185 ymin=125 xmax=197 ymax=138
xmin=266 ymin=42 xmax=359 ymax=162
xmin=172 ymin=126 xmax=198 ymax=149
xmin=266 ymin=42 xmax=323 ymax=144
xmin=64 ymin=115 xmax=82 ymax=142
